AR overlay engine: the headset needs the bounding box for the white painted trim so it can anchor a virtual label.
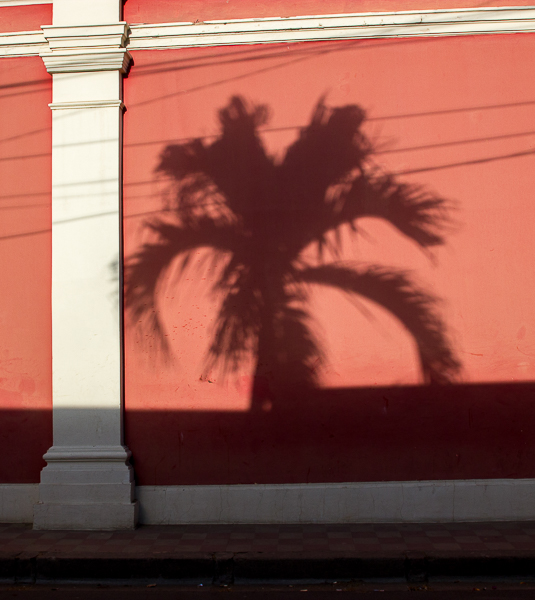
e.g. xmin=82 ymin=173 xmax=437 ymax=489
xmin=136 ymin=480 xmax=535 ymax=524
xmin=127 ymin=7 xmax=535 ymax=49
xmin=2 ymin=7 xmax=535 ymax=58
xmin=40 ymin=49 xmax=131 ymax=73
xmin=41 ymin=22 xmax=129 ymax=50
xmin=2 ymin=480 xmax=535 ymax=524
xmin=0 ymin=0 xmax=51 ymax=5
xmin=0 ymin=484 xmax=38 ymax=523
xmin=49 ymin=99 xmax=125 ymax=110
xmin=0 ymin=30 xmax=47 ymax=57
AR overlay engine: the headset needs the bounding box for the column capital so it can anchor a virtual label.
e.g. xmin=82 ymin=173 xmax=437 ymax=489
xmin=40 ymin=22 xmax=131 ymax=74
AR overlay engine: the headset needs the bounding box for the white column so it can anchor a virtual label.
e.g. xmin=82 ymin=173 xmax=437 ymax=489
xmin=33 ymin=0 xmax=137 ymax=530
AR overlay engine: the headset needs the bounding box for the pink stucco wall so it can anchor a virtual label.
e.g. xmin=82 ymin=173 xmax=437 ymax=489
xmin=0 ymin=4 xmax=51 ymax=34
xmin=0 ymin=56 xmax=52 ymax=483
xmin=123 ymin=33 xmax=535 ymax=485
xmin=2 ymin=1 xmax=535 ymax=487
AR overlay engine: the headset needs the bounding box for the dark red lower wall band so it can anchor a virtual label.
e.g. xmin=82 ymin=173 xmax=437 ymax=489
xmin=125 ymin=382 xmax=535 ymax=485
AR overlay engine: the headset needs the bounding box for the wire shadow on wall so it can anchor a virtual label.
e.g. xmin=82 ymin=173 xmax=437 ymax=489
xmin=125 ymin=96 xmax=461 ymax=410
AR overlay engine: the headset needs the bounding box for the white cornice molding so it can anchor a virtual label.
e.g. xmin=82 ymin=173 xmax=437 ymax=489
xmin=1 ymin=7 xmax=535 ymax=58
xmin=127 ymin=6 xmax=535 ymax=49
xmin=0 ymin=29 xmax=47 ymax=56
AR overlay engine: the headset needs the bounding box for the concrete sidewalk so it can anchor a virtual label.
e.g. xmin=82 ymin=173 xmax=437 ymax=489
xmin=1 ymin=522 xmax=535 ymax=584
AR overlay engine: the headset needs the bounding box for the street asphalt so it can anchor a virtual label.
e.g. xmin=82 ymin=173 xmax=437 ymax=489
xmin=3 ymin=583 xmax=535 ymax=599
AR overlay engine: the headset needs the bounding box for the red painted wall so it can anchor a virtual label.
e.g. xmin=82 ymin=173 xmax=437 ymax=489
xmin=123 ymin=33 xmax=535 ymax=485
xmin=0 ymin=57 xmax=52 ymax=483
xmin=125 ymin=0 xmax=535 ymax=24
xmin=0 ymin=4 xmax=52 ymax=33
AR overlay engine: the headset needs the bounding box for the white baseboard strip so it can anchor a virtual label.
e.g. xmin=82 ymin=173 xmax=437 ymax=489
xmin=135 ymin=479 xmax=535 ymax=524
xmin=2 ymin=480 xmax=534 ymax=525
xmin=0 ymin=484 xmax=38 ymax=523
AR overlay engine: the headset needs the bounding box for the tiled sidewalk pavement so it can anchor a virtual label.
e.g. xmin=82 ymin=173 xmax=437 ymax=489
xmin=1 ymin=522 xmax=535 ymax=556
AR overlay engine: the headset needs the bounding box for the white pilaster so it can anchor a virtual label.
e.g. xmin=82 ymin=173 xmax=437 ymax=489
xmin=33 ymin=0 xmax=137 ymax=530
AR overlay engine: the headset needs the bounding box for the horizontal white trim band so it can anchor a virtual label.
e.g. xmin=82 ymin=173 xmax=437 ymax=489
xmin=2 ymin=7 xmax=535 ymax=57
xmin=0 ymin=29 xmax=47 ymax=57
xmin=135 ymin=479 xmax=535 ymax=524
xmin=127 ymin=7 xmax=535 ymax=49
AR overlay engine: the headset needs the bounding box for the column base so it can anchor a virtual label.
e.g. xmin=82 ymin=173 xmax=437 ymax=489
xmin=33 ymin=446 xmax=139 ymax=530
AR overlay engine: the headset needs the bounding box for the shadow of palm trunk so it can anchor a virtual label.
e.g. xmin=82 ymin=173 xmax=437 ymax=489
xmin=250 ymin=274 xmax=320 ymax=412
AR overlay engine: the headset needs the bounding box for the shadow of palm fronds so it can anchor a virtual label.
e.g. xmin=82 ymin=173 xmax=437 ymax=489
xmin=126 ymin=95 xmax=461 ymax=408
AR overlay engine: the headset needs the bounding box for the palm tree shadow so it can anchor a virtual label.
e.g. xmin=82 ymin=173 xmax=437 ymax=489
xmin=125 ymin=96 xmax=461 ymax=411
